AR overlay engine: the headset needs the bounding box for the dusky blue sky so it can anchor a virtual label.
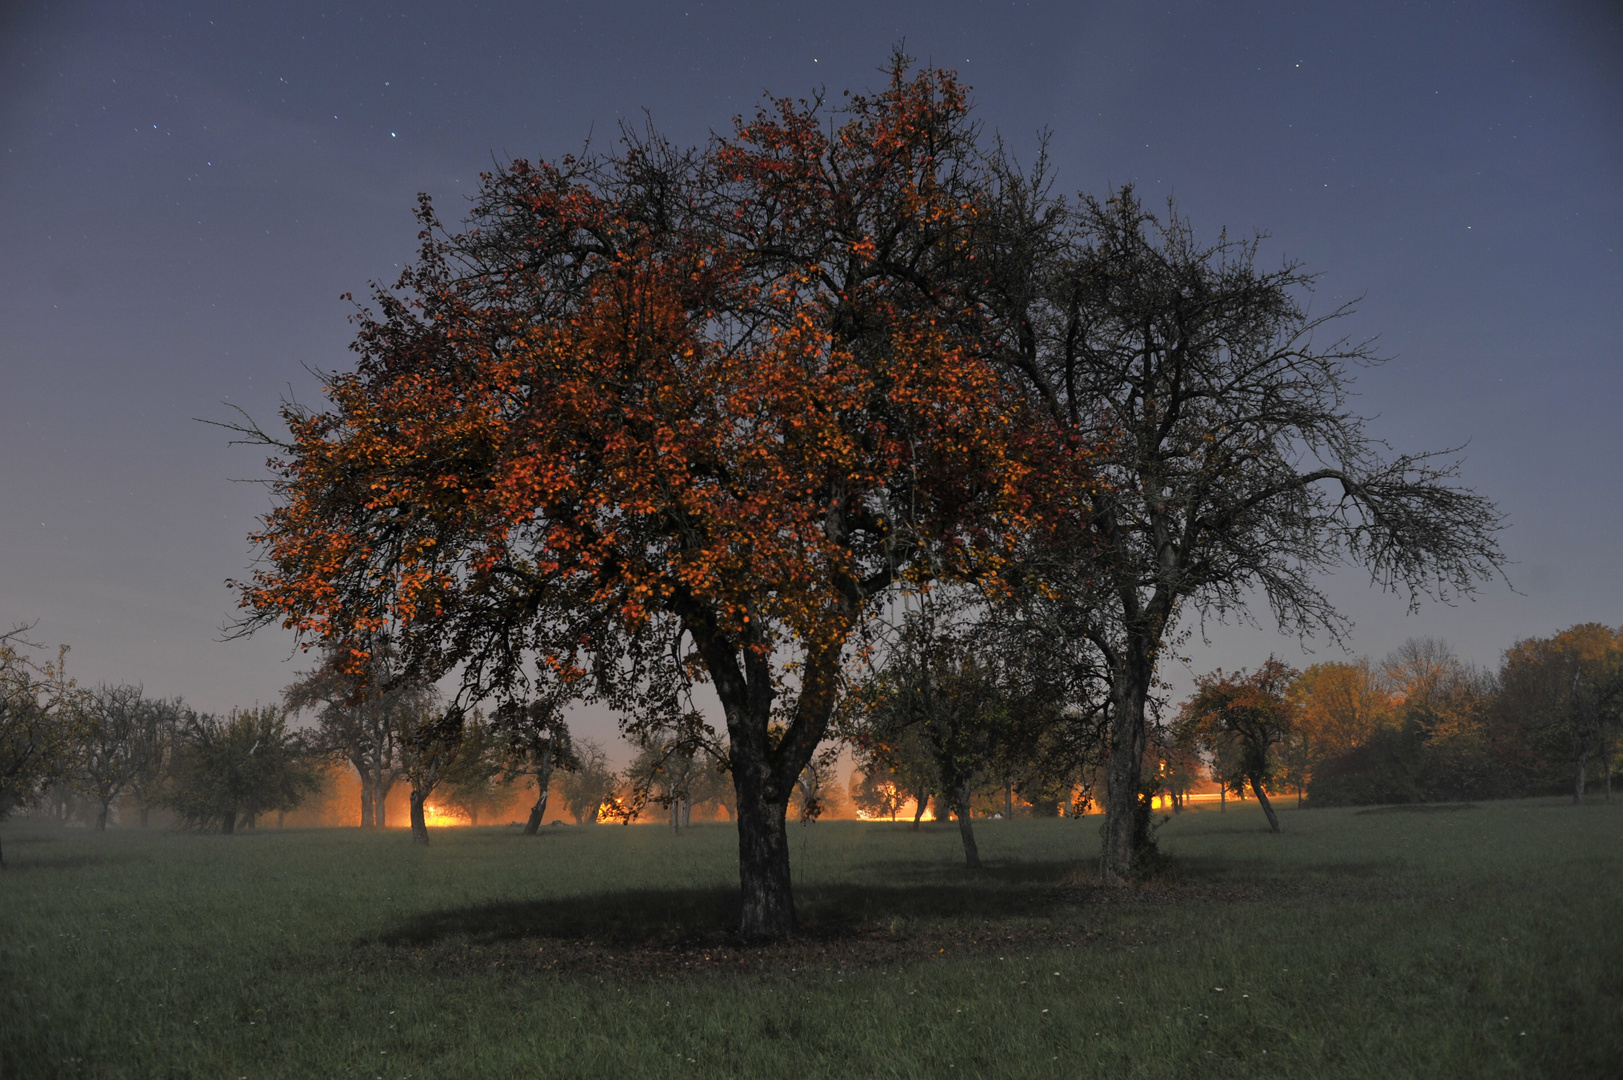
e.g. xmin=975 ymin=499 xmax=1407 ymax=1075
xmin=2 ymin=1 xmax=1619 ymax=749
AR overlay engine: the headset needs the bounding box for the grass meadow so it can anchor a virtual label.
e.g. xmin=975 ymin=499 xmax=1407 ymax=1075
xmin=2 ymin=798 xmax=1619 ymax=1079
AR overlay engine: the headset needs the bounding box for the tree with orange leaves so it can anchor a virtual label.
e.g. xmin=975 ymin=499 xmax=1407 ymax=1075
xmin=1176 ymin=660 xmax=1299 ymax=832
xmin=230 ymin=56 xmax=1056 ymax=937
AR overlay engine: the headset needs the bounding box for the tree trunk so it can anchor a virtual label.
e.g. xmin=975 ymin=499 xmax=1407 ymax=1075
xmin=524 ymin=753 xmax=554 ymax=835
xmin=377 ymin=779 xmax=392 ymax=828
xmin=955 ymin=782 xmax=981 ymax=869
xmin=95 ymin=803 xmax=109 ymax=831
xmin=1574 ymin=749 xmax=1589 ymax=804
xmin=1100 ymin=651 xmax=1153 ymax=884
xmin=1251 ymin=777 xmax=1281 ymax=832
xmin=734 ymin=786 xmax=795 ymax=938
xmin=221 ymin=811 xmax=236 ymax=834
xmin=1004 ymin=780 xmax=1013 ymax=820
xmin=682 ymin=797 xmax=692 ymax=829
xmin=359 ymin=772 xmax=374 ymax=828
xmin=409 ymin=789 xmax=429 ymax=845
xmin=912 ymin=790 xmax=928 ymax=830
xmin=1219 ymin=777 xmax=1226 ymax=812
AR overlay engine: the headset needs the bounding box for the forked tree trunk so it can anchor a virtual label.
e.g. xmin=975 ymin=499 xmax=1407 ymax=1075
xmin=1251 ymin=777 xmax=1280 ymax=832
xmin=409 ymin=789 xmax=429 ymax=845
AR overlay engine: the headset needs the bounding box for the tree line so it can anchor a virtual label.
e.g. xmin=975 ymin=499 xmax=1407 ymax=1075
xmin=1173 ymin=626 xmax=1622 ymax=825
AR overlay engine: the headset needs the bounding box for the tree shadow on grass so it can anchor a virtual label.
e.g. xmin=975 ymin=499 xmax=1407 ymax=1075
xmin=376 ymin=868 xmax=1084 ymax=951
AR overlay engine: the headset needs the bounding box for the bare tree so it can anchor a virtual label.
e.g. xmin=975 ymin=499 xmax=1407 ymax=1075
xmin=978 ymin=183 xmax=1506 ymax=880
xmin=556 ymin=739 xmax=618 ymax=825
xmin=67 ymin=684 xmax=152 ymax=830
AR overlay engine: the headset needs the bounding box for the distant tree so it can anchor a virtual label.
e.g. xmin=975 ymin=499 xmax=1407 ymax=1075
xmin=1283 ymin=659 xmax=1393 ymax=801
xmin=789 ymin=748 xmax=842 ymax=825
xmin=1176 ymin=660 xmax=1298 ymax=832
xmin=67 ymin=684 xmax=154 ymax=830
xmin=556 ymin=739 xmax=618 ymax=825
xmin=167 ymin=706 xmax=320 ymax=832
xmin=628 ymin=736 xmax=732 ymax=832
xmin=848 ymin=762 xmax=907 ymax=821
xmin=125 ymin=697 xmax=185 ymax=826
xmin=1155 ymin=737 xmax=1205 ymax=813
xmin=283 ymin=641 xmax=431 ymax=828
xmin=490 ymin=693 xmax=577 ymax=833
xmin=848 ymin=602 xmax=1016 ymax=867
xmin=398 ymin=703 xmax=465 ymax=845
xmin=980 ymin=183 xmax=1507 ymax=880
xmin=0 ymin=629 xmax=72 ymax=864
xmin=437 ymin=710 xmax=513 ymax=825
xmin=1498 ymin=624 xmax=1623 ymax=804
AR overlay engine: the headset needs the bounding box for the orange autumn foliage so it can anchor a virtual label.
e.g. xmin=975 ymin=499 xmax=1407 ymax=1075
xmin=234 ymin=56 xmax=1085 ymax=936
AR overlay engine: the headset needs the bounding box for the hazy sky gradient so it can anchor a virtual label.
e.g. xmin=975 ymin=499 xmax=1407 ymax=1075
xmin=2 ymin=1 xmax=1619 ymax=747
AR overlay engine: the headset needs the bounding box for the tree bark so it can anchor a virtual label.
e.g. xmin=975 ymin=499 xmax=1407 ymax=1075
xmin=358 ymin=769 xmax=374 ymax=828
xmin=1251 ymin=777 xmax=1280 ymax=832
xmin=409 ymin=788 xmax=430 ymax=845
xmin=954 ymin=782 xmax=981 ymax=869
xmin=1100 ymin=648 xmax=1153 ymax=884
xmin=734 ymin=783 xmax=794 ymax=937
xmin=911 ymin=790 xmax=928 ymax=830
xmin=523 ymin=751 xmax=554 ymax=835
xmin=95 ymin=804 xmax=110 ymax=831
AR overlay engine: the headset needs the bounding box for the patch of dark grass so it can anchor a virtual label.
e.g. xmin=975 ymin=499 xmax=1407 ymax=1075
xmin=1355 ymin=803 xmax=1478 ymax=815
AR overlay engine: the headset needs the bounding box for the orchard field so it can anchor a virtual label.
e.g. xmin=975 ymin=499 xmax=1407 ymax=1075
xmin=3 ymin=799 xmax=1620 ymax=1079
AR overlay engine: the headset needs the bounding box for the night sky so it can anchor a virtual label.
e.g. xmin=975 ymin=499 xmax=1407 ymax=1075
xmin=3 ymin=1 xmax=1619 ymax=746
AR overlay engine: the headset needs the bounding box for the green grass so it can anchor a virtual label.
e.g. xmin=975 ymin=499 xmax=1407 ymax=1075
xmin=3 ymin=798 xmax=1620 ymax=1079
